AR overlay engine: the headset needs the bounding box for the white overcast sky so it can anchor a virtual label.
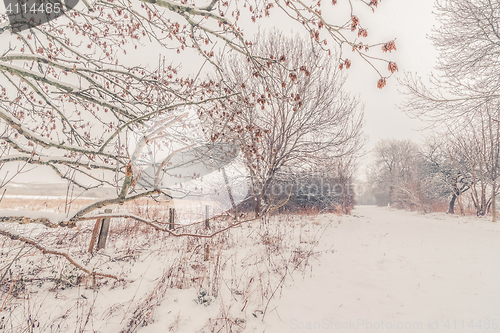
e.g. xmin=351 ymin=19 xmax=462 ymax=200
xmin=221 ymin=0 xmax=440 ymax=173
xmin=344 ymin=0 xmax=438 ymax=147
xmin=1 ymin=0 xmax=439 ymax=183
xmin=341 ymin=0 xmax=439 ymax=176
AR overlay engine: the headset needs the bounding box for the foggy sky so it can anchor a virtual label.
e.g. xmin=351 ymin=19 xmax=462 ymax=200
xmin=0 ymin=0 xmax=439 ymax=183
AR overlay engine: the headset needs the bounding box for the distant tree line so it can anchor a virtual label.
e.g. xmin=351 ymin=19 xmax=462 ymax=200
xmin=373 ymin=0 xmax=500 ymax=221
xmin=366 ymin=122 xmax=500 ymax=218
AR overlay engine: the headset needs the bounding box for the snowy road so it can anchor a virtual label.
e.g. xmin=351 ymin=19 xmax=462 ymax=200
xmin=262 ymin=206 xmax=500 ymax=333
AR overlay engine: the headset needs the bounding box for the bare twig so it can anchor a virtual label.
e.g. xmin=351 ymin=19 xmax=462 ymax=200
xmin=0 ymin=229 xmax=119 ymax=280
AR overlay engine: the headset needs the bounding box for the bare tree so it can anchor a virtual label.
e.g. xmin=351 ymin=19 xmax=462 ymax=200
xmin=400 ymin=0 xmax=500 ymax=122
xmin=400 ymin=0 xmax=500 ymax=220
xmin=420 ymin=135 xmax=471 ymax=215
xmin=442 ymin=102 xmax=500 ymax=218
xmin=0 ymin=0 xmax=396 ymax=276
xmin=206 ymin=31 xmax=364 ymax=216
xmin=370 ymin=139 xmax=436 ymax=212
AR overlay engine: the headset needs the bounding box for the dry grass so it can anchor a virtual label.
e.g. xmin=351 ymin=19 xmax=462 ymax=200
xmin=429 ymin=201 xmax=449 ymax=213
xmin=429 ymin=199 xmax=496 ymax=217
xmin=0 ymin=197 xmax=331 ymax=332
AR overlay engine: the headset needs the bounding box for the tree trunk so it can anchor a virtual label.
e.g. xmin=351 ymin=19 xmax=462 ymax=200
xmin=492 ymin=180 xmax=497 ymax=222
xmin=254 ymin=195 xmax=261 ymax=217
xmin=447 ymin=193 xmax=456 ymax=214
xmin=457 ymin=194 xmax=464 ymax=215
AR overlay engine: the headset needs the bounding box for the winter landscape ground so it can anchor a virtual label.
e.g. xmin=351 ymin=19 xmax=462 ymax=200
xmin=1 ymin=204 xmax=499 ymax=333
xmin=2 ymin=0 xmax=500 ymax=332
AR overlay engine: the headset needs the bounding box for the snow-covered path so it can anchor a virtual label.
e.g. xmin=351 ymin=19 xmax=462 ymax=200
xmin=261 ymin=206 xmax=500 ymax=333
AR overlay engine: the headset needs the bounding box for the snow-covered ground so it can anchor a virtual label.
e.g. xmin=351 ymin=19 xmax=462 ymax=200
xmin=261 ymin=206 xmax=500 ymax=332
xmin=2 ymin=206 xmax=499 ymax=332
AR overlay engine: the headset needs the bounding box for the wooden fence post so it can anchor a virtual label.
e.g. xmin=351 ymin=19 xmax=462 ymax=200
xmin=96 ymin=209 xmax=112 ymax=250
xmin=204 ymin=243 xmax=209 ymax=261
xmin=205 ymin=205 xmax=209 ymax=229
xmin=169 ymin=208 xmax=175 ymax=230
xmin=88 ymin=218 xmax=102 ymax=253
xmin=204 ymin=206 xmax=209 ymax=261
xmin=221 ymin=168 xmax=237 ymax=223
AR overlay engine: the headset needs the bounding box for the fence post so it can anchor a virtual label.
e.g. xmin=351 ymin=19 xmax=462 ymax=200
xmin=169 ymin=208 xmax=175 ymax=230
xmin=88 ymin=218 xmax=102 ymax=252
xmin=204 ymin=206 xmax=210 ymax=261
xmin=221 ymin=168 xmax=237 ymax=222
xmin=205 ymin=205 xmax=209 ymax=229
xmin=204 ymin=243 xmax=209 ymax=261
xmin=96 ymin=209 xmax=112 ymax=250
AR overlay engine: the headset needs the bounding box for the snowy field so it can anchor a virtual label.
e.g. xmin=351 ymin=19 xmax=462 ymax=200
xmin=1 ymin=205 xmax=500 ymax=332
xmin=266 ymin=206 xmax=500 ymax=333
